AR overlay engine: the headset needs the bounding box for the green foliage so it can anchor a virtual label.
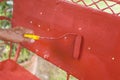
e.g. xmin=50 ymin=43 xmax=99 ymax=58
xmin=0 ymin=0 xmax=13 ymax=29
xmin=49 ymin=67 xmax=78 ymax=80
xmin=18 ymin=48 xmax=33 ymax=63
xmin=0 ymin=0 xmax=13 ymax=17
xmin=0 ymin=0 xmax=32 ymax=63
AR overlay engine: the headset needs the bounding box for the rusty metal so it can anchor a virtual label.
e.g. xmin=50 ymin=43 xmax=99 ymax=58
xmin=67 ymin=73 xmax=70 ymax=80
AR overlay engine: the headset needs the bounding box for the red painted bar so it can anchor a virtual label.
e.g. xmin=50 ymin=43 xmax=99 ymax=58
xmin=12 ymin=0 xmax=120 ymax=80
xmin=0 ymin=60 xmax=39 ymax=80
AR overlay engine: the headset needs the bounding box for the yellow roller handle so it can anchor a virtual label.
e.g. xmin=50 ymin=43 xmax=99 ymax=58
xmin=24 ymin=34 xmax=40 ymax=40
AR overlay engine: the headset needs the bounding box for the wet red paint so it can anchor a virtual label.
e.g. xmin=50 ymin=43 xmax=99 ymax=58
xmin=12 ymin=0 xmax=120 ymax=80
xmin=1 ymin=0 xmax=120 ymax=80
xmin=0 ymin=59 xmax=39 ymax=80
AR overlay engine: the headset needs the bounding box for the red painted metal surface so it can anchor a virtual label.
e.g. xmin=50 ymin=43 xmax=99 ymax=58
xmin=12 ymin=0 xmax=120 ymax=80
xmin=0 ymin=42 xmax=40 ymax=80
xmin=0 ymin=59 xmax=39 ymax=80
xmin=7 ymin=0 xmax=120 ymax=80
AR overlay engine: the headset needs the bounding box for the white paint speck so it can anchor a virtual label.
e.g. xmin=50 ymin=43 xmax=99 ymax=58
xmin=44 ymin=54 xmax=49 ymax=59
xmin=40 ymin=12 xmax=43 ymax=15
xmin=30 ymin=21 xmax=33 ymax=24
xmin=64 ymin=36 xmax=67 ymax=40
xmin=88 ymin=47 xmax=91 ymax=50
xmin=112 ymin=57 xmax=115 ymax=60
xmin=78 ymin=27 xmax=82 ymax=31
xmin=38 ymin=25 xmax=41 ymax=27
xmin=35 ymin=49 xmax=39 ymax=52
xmin=30 ymin=39 xmax=35 ymax=43
xmin=47 ymin=28 xmax=50 ymax=31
